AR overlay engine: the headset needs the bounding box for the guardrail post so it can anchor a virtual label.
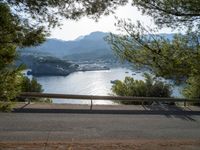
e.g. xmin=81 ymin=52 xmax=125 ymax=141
xmin=26 ymin=98 xmax=31 ymax=104
xmin=142 ymin=101 xmax=144 ymax=107
xmin=90 ymin=99 xmax=93 ymax=110
xmin=28 ymin=99 xmax=31 ymax=104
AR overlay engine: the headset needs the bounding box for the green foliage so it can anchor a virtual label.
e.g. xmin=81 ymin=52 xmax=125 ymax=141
xmin=107 ymin=17 xmax=200 ymax=100
xmin=108 ymin=22 xmax=200 ymax=82
xmin=114 ymin=1 xmax=200 ymax=101
xmin=183 ymin=75 xmax=200 ymax=99
xmin=182 ymin=75 xmax=200 ymax=105
xmin=21 ymin=77 xmax=43 ymax=93
xmin=19 ymin=77 xmax=52 ymax=103
xmin=131 ymin=0 xmax=200 ymax=29
xmin=0 ymin=102 xmax=13 ymax=112
xmin=5 ymin=0 xmax=128 ymax=28
xmin=0 ymin=3 xmax=46 ymax=48
xmin=112 ymin=73 xmax=171 ymax=105
xmin=0 ymin=67 xmax=24 ymax=102
xmin=0 ymin=2 xmax=46 ymax=105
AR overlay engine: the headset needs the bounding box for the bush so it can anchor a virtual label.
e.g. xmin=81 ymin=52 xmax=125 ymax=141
xmin=18 ymin=76 xmax=52 ymax=103
xmin=0 ymin=68 xmax=23 ymax=102
xmin=21 ymin=76 xmax=43 ymax=93
xmin=0 ymin=102 xmax=13 ymax=112
xmin=111 ymin=73 xmax=172 ymax=105
xmin=0 ymin=67 xmax=23 ymax=112
xmin=183 ymin=75 xmax=200 ymax=106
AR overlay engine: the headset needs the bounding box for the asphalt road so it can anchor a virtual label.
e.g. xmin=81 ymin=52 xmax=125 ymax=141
xmin=0 ymin=105 xmax=200 ymax=143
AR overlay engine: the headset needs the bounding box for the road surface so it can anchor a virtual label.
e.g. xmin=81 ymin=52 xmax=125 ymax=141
xmin=0 ymin=104 xmax=200 ymax=149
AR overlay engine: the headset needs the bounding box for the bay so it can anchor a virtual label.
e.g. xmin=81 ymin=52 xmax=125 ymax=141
xmin=36 ymin=68 xmax=182 ymax=104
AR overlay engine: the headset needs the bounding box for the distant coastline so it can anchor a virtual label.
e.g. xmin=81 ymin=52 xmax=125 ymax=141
xmin=25 ymin=66 xmax=110 ymax=77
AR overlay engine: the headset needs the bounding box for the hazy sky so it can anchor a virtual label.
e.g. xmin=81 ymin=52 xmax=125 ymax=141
xmin=50 ymin=3 xmax=173 ymax=41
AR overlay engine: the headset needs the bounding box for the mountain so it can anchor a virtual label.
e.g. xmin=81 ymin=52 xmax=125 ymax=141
xmin=20 ymin=32 xmax=176 ymax=59
xmin=20 ymin=31 xmax=111 ymax=58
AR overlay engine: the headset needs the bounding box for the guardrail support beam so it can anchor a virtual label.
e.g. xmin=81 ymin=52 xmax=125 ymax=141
xmin=26 ymin=98 xmax=31 ymax=104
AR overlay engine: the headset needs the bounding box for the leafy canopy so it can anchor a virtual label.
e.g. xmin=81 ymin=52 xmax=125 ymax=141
xmin=5 ymin=0 xmax=128 ymax=28
xmin=0 ymin=3 xmax=45 ymax=102
xmin=132 ymin=0 xmax=200 ymax=29
xmin=108 ymin=21 xmax=200 ymax=82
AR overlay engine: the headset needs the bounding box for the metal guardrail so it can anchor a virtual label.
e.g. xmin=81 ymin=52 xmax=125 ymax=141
xmin=20 ymin=92 xmax=200 ymax=110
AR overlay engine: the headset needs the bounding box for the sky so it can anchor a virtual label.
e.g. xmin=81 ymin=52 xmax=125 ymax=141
xmin=50 ymin=3 xmax=174 ymax=41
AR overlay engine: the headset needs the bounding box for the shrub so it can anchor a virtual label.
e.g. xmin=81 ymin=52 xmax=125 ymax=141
xmin=18 ymin=76 xmax=52 ymax=103
xmin=111 ymin=73 xmax=172 ymax=105
xmin=21 ymin=76 xmax=43 ymax=93
xmin=183 ymin=75 xmax=200 ymax=106
xmin=0 ymin=67 xmax=23 ymax=112
xmin=0 ymin=102 xmax=13 ymax=112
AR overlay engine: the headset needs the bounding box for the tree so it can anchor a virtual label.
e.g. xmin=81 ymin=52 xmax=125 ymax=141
xmin=5 ymin=0 xmax=128 ymax=28
xmin=131 ymin=0 xmax=200 ymax=29
xmin=107 ymin=1 xmax=200 ymax=99
xmin=112 ymin=73 xmax=171 ymax=105
xmin=0 ymin=3 xmax=45 ymax=104
xmin=183 ymin=75 xmax=200 ymax=99
xmin=108 ymin=21 xmax=200 ymax=81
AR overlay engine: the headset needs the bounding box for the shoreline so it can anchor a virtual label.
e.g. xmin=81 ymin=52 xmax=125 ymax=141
xmin=32 ymin=67 xmax=111 ymax=77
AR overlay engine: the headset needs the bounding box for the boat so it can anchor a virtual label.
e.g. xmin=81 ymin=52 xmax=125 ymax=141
xmin=110 ymin=80 xmax=118 ymax=84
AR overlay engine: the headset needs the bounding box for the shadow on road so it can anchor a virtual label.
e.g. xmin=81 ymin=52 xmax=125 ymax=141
xmin=13 ymin=105 xmax=200 ymax=121
xmin=19 ymin=103 xmax=30 ymax=109
xmin=144 ymin=104 xmax=197 ymax=121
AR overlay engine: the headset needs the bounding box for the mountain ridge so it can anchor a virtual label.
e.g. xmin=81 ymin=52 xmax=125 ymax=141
xmin=20 ymin=31 xmax=111 ymax=58
xmin=20 ymin=31 xmax=175 ymax=59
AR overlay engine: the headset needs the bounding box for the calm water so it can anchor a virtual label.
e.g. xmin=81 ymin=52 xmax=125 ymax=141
xmin=36 ymin=68 xmax=182 ymax=104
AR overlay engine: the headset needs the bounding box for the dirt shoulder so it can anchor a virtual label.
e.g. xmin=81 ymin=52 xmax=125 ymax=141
xmin=0 ymin=140 xmax=200 ymax=150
